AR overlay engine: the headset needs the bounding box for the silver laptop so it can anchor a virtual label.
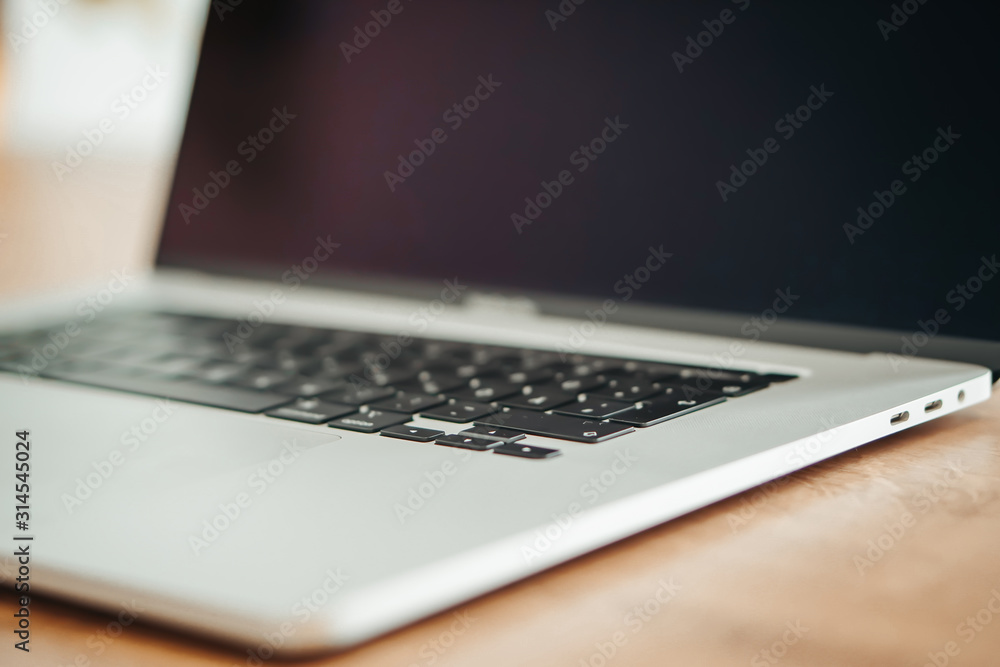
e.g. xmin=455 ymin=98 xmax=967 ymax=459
xmin=1 ymin=0 xmax=996 ymax=656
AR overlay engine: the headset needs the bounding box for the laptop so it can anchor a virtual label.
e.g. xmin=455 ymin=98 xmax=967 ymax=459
xmin=1 ymin=0 xmax=997 ymax=656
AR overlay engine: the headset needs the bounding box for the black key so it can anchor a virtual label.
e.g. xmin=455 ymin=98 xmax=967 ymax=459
xmin=559 ymin=376 xmax=607 ymax=393
xmin=582 ymin=358 xmax=629 ymax=375
xmin=299 ymin=357 xmax=365 ymax=380
xmin=678 ymin=368 xmax=756 ymax=383
xmin=380 ymin=425 xmax=445 ymax=442
xmin=708 ymin=380 xmax=768 ymax=397
xmin=459 ymin=425 xmax=526 ymax=444
xmin=476 ymin=408 xmax=633 ymax=443
xmin=448 ymin=381 xmax=522 ymax=402
xmin=420 ymin=341 xmax=468 ymax=361
xmin=589 ymin=378 xmax=663 ymax=401
xmin=454 ymin=361 xmax=504 ymax=378
xmin=321 ymin=385 xmax=397 ymax=406
xmin=411 ymin=370 xmax=467 ymax=393
xmin=506 ymin=368 xmax=555 ymax=385
xmin=671 ymin=369 xmax=772 ymax=396
xmin=490 ymin=351 xmax=528 ymax=368
xmin=518 ymin=351 xmax=562 ymax=371
xmin=254 ymin=349 xmax=312 ymax=372
xmin=611 ymin=395 xmax=726 ymax=427
xmin=364 ymin=366 xmax=419 ymax=387
xmin=435 ymin=434 xmax=500 ymax=452
xmin=421 ymin=400 xmax=498 ymax=423
xmin=493 ymin=442 xmax=562 ymax=460
xmin=565 ymin=361 xmax=611 ymax=378
xmin=265 ymin=399 xmax=357 ymax=424
xmin=501 ymin=384 xmax=577 ymax=411
xmin=554 ymin=397 xmax=633 ymax=419
xmin=371 ymin=392 xmax=446 ymax=413
xmin=218 ymin=347 xmax=268 ymax=365
xmin=639 ymin=363 xmax=692 ymax=382
xmin=540 ymin=361 xmax=578 ymax=379
xmin=190 ymin=361 xmax=251 ymax=384
xmin=328 ymin=409 xmax=410 ymax=434
xmin=394 ymin=377 xmax=462 ymax=396
xmin=310 ymin=334 xmax=368 ymax=360
xmin=233 ymin=369 xmax=295 ymax=391
xmin=41 ymin=371 xmax=293 ymax=413
xmin=661 ymin=378 xmax=764 ymax=399
xmin=274 ymin=376 xmax=346 ymax=397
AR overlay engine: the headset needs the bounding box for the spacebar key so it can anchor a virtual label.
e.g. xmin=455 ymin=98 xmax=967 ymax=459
xmin=46 ymin=372 xmax=293 ymax=413
xmin=475 ymin=408 xmax=634 ymax=443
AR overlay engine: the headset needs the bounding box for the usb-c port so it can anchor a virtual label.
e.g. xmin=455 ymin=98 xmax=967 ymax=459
xmin=890 ymin=411 xmax=910 ymax=426
xmin=924 ymin=400 xmax=943 ymax=413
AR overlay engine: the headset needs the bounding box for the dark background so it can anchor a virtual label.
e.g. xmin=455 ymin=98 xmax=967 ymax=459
xmin=158 ymin=0 xmax=998 ymax=342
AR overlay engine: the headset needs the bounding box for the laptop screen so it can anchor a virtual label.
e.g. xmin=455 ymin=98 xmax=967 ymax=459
xmin=157 ymin=1 xmax=998 ymax=346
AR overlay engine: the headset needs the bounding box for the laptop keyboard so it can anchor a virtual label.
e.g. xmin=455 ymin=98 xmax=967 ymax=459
xmin=0 ymin=312 xmax=795 ymax=459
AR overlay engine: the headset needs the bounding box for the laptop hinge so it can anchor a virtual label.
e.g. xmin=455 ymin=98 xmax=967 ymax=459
xmin=462 ymin=292 xmax=541 ymax=316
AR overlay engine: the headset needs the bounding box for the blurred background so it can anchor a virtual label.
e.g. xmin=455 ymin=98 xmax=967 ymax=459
xmin=0 ymin=0 xmax=206 ymax=296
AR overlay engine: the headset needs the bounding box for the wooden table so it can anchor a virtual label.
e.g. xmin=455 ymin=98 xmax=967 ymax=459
xmin=1 ymin=156 xmax=999 ymax=666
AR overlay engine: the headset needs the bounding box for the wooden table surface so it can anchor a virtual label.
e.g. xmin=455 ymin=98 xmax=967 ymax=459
xmin=1 ymin=156 xmax=999 ymax=667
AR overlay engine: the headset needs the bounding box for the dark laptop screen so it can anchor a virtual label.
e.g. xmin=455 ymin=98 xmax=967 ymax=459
xmin=157 ymin=1 xmax=998 ymax=344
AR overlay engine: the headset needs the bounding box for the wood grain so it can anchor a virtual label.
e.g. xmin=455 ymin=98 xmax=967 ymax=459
xmin=1 ymin=156 xmax=998 ymax=666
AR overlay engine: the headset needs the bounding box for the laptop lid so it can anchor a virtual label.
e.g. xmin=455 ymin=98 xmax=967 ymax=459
xmin=155 ymin=1 xmax=999 ymax=373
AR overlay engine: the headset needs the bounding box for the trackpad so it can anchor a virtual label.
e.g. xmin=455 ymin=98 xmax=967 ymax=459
xmin=0 ymin=375 xmax=341 ymax=521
